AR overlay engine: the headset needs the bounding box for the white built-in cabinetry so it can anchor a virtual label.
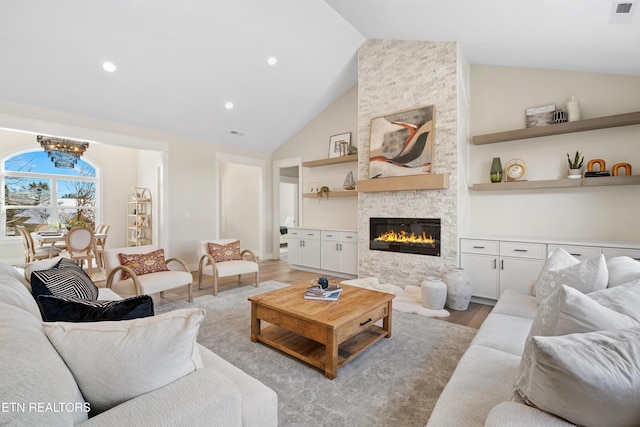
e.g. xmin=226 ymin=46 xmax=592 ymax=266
xmin=461 ymin=237 xmax=640 ymax=301
xmin=320 ymin=230 xmax=358 ymax=275
xmin=287 ymin=229 xmax=321 ymax=269
xmin=288 ymin=227 xmax=358 ymax=276
xmin=460 ymin=239 xmax=545 ymax=299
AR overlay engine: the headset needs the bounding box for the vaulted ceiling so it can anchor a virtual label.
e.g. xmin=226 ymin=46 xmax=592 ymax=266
xmin=1 ymin=0 xmax=638 ymax=152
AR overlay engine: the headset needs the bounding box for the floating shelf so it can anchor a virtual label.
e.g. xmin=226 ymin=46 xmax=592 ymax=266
xmin=472 ymin=111 xmax=640 ymax=145
xmin=471 ymin=175 xmax=640 ymax=191
xmin=302 ymin=190 xmax=358 ymax=198
xmin=358 ymin=174 xmax=449 ymax=193
xmin=302 ymin=154 xmax=358 ymax=168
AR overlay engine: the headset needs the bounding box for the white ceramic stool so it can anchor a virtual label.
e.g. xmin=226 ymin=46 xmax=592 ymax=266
xmin=420 ymin=276 xmax=447 ymax=310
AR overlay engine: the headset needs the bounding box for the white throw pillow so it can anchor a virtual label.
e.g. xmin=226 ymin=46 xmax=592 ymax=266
xmin=24 ymin=256 xmax=65 ymax=284
xmin=534 ymin=249 xmax=607 ymax=304
xmin=43 ymin=308 xmax=205 ymax=414
xmin=607 ymin=256 xmax=640 ymax=287
xmin=529 ymin=284 xmax=639 ymax=338
xmin=515 ymin=327 xmax=640 ymax=427
xmin=588 ymin=278 xmax=640 ymax=322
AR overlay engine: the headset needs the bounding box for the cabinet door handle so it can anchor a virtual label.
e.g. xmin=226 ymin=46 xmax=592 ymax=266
xmin=326 ymin=234 xmax=333 ymax=237
xmin=493 ymin=259 xmax=497 ymax=269
xmin=345 ymin=236 xmax=353 ymax=239
xmin=336 ymin=243 xmax=339 ymax=251
xmin=513 ymin=249 xmax=528 ymax=252
xmin=339 ymin=243 xmax=343 ymax=251
xmin=501 ymin=260 xmax=504 ymax=270
xmin=360 ymin=318 xmax=372 ymax=326
xmin=473 ymin=246 xmax=485 ymax=249
xmin=570 ymin=253 xmax=582 ymax=257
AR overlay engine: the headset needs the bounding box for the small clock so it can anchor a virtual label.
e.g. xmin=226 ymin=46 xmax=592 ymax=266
xmin=505 ymin=158 xmax=526 ymax=181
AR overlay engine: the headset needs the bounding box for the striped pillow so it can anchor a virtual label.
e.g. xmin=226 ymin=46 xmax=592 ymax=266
xmin=31 ymin=258 xmax=99 ymax=301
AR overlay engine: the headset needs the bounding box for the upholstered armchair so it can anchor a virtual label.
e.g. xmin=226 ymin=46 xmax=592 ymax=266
xmin=197 ymin=239 xmax=259 ymax=296
xmin=104 ymin=245 xmax=193 ymax=302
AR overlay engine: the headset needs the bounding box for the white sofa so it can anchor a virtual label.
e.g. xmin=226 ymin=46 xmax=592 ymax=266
xmin=428 ymin=252 xmax=640 ymax=427
xmin=0 ymin=260 xmax=278 ymax=426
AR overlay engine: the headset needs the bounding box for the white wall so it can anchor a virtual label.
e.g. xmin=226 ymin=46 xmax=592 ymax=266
xmin=273 ymin=85 xmax=359 ymax=230
xmin=467 ymin=65 xmax=640 ymax=241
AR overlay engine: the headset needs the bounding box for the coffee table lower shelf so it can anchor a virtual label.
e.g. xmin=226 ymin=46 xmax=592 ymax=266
xmin=256 ymin=324 xmax=388 ymax=373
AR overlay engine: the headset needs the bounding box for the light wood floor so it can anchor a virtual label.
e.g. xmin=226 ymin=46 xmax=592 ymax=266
xmin=152 ymin=258 xmax=493 ymax=329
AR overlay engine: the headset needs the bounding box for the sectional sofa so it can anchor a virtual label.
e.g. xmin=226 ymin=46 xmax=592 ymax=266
xmin=0 ymin=259 xmax=278 ymax=426
xmin=427 ymin=250 xmax=640 ymax=427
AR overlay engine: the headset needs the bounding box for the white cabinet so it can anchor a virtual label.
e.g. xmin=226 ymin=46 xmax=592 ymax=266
xmin=460 ymin=239 xmax=545 ymax=299
xmin=287 ymin=229 xmax=320 ymax=269
xmin=289 ymin=228 xmax=357 ymax=276
xmin=603 ymin=247 xmax=640 ymax=261
xmin=320 ymin=231 xmax=358 ymax=275
xmin=547 ymin=244 xmax=602 ymax=260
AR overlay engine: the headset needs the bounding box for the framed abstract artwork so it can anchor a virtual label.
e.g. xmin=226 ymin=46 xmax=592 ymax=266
xmin=329 ymin=132 xmax=351 ymax=158
xmin=368 ymin=105 xmax=435 ymax=179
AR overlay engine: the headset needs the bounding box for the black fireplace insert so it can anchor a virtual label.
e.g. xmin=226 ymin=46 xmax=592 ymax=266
xmin=370 ymin=217 xmax=441 ymax=256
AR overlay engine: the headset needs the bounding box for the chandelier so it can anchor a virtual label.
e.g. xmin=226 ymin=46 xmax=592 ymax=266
xmin=37 ymin=135 xmax=89 ymax=169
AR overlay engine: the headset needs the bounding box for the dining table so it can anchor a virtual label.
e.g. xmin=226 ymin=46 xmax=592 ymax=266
xmin=34 ymin=230 xmax=107 ymax=273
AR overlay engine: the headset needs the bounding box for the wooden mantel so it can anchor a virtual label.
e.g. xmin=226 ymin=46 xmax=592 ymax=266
xmin=357 ymin=174 xmax=449 ymax=193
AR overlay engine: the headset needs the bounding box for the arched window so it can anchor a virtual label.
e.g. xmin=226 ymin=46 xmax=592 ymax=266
xmin=2 ymin=150 xmax=98 ymax=238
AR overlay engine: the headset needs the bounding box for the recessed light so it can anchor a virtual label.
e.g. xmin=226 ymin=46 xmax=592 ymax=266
xmin=267 ymin=57 xmax=277 ymax=66
xmin=225 ymin=102 xmax=234 ymax=109
xmin=102 ymin=62 xmax=116 ymax=72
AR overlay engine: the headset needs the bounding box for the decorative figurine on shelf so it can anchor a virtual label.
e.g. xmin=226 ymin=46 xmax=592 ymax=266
xmin=585 ymin=159 xmax=610 ymax=177
xmin=612 ymin=163 xmax=632 ymax=176
xmin=339 ymin=140 xmax=349 ymax=157
xmin=343 ymin=171 xmax=356 ymax=190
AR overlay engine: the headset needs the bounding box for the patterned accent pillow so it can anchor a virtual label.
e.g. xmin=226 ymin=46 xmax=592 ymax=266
xmin=31 ymin=258 xmax=99 ymax=301
xmin=118 ymin=249 xmax=169 ymax=280
xmin=207 ymin=240 xmax=241 ymax=263
xmin=37 ymin=295 xmax=154 ymax=322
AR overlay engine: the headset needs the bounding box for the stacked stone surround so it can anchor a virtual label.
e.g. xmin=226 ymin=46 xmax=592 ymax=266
xmin=357 ymin=40 xmax=459 ymax=286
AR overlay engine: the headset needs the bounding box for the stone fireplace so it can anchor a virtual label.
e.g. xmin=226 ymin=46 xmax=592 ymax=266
xmin=370 ymin=217 xmax=441 ymax=256
xmin=356 ymin=40 xmax=466 ymax=285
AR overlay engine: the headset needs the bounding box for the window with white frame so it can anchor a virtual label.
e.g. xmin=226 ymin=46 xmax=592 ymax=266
xmin=2 ymin=150 xmax=98 ymax=238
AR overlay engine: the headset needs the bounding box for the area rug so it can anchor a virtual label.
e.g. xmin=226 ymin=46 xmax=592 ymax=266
xmin=156 ymin=281 xmax=477 ymax=427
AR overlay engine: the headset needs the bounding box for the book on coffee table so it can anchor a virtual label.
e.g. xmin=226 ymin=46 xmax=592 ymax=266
xmin=304 ymin=292 xmax=340 ymax=301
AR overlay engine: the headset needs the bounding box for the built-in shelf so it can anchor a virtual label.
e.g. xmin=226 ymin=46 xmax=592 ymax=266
xmin=358 ymin=174 xmax=449 ymax=193
xmin=471 ymin=175 xmax=640 ymax=191
xmin=472 ymin=111 xmax=640 ymax=145
xmin=302 ymin=190 xmax=358 ymax=198
xmin=302 ymin=154 xmax=358 ymax=168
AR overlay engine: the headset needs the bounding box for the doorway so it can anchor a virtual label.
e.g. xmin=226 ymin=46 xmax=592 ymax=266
xmin=273 ymin=158 xmax=302 ymax=260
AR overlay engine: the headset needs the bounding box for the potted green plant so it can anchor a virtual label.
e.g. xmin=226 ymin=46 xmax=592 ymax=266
xmin=567 ymin=151 xmax=584 ymax=179
xmin=317 ymin=185 xmax=331 ymax=200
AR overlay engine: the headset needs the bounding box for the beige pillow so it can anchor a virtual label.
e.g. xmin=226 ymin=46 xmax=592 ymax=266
xmin=43 ymin=308 xmax=205 ymax=414
xmin=534 ymin=249 xmax=607 ymax=304
xmin=515 ymin=327 xmax=640 ymax=427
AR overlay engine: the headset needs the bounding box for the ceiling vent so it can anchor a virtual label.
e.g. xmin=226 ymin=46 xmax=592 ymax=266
xmin=610 ymin=1 xmax=636 ymax=23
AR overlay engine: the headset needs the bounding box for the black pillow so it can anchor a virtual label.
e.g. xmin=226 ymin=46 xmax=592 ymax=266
xmin=37 ymin=295 xmax=154 ymax=322
xmin=31 ymin=258 xmax=99 ymax=301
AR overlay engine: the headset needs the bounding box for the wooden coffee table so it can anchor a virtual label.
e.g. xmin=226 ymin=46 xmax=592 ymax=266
xmin=248 ymin=282 xmax=394 ymax=379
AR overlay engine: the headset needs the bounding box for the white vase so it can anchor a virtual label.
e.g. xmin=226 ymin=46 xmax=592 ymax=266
xmin=420 ymin=276 xmax=447 ymax=310
xmin=443 ymin=268 xmax=472 ymax=311
xmin=568 ymin=168 xmax=582 ymax=179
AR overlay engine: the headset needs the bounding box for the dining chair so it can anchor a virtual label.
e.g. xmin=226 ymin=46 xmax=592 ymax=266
xmin=64 ymin=226 xmax=95 ymax=276
xmin=197 ymin=239 xmax=259 ymax=296
xmin=17 ymin=225 xmax=61 ymax=263
xmin=94 ymin=224 xmax=110 ymax=269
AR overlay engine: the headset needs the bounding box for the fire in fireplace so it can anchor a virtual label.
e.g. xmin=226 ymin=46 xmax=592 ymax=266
xmin=370 ymin=217 xmax=441 ymax=256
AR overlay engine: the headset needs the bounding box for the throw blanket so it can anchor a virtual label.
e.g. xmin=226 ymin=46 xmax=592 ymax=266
xmin=341 ymin=277 xmax=450 ymax=318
